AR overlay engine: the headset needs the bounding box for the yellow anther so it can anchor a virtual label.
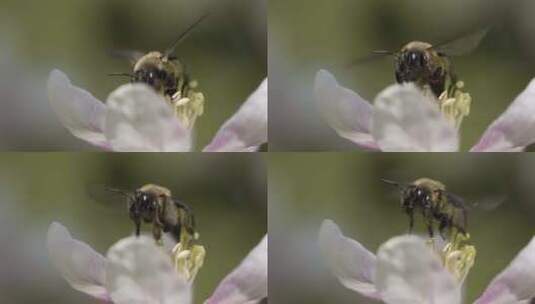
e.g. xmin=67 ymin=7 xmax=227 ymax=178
xmin=426 ymin=232 xmax=476 ymax=284
xmin=170 ymin=226 xmax=206 ymax=282
xmin=168 ymin=81 xmax=205 ymax=129
xmin=439 ymin=81 xmax=472 ymax=130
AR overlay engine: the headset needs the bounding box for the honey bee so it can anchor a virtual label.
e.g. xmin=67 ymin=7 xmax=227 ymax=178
xmin=110 ymin=15 xmax=208 ymax=127
xmin=102 ymin=184 xmax=197 ymax=243
xmin=351 ymin=29 xmax=487 ymax=97
xmin=381 ymin=177 xmax=468 ymax=239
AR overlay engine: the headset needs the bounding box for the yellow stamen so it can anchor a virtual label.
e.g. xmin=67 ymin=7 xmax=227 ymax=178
xmin=170 ymin=225 xmax=206 ymax=282
xmin=438 ymin=81 xmax=472 ymax=130
xmin=426 ymin=231 xmax=476 ymax=284
xmin=169 ymin=81 xmax=204 ymax=130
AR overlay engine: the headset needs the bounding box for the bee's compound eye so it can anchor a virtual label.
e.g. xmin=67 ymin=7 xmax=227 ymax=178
xmin=147 ymin=72 xmax=156 ymax=84
xmin=408 ymin=52 xmax=423 ymax=66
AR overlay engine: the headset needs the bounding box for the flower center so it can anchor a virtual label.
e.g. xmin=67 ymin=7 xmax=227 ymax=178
xmin=438 ymin=81 xmax=472 ymax=130
xmin=168 ymin=80 xmax=205 ymax=130
xmin=170 ymin=225 xmax=206 ymax=282
xmin=427 ymin=231 xmax=476 ymax=284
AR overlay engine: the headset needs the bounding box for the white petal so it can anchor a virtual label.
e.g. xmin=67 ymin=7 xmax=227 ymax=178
xmin=475 ymin=237 xmax=535 ymax=304
xmin=203 ymin=78 xmax=267 ymax=152
xmin=317 ymin=219 xmax=381 ymax=299
xmin=375 ymin=235 xmax=461 ymax=304
xmin=105 ymin=236 xmax=191 ymax=304
xmin=205 ymin=235 xmax=267 ymax=304
xmin=313 ymin=70 xmax=379 ymax=150
xmin=46 ymin=222 xmax=110 ymax=301
xmin=471 ymin=79 xmax=535 ymax=152
xmin=47 ymin=70 xmax=109 ymax=148
xmin=372 ymin=83 xmax=459 ymax=152
xmin=105 ymin=84 xmax=192 ymax=152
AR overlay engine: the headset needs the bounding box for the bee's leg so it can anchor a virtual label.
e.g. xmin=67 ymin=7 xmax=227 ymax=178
xmin=407 ymin=208 xmax=414 ymax=234
xmin=426 ymin=221 xmax=434 ymax=238
xmin=422 ymin=208 xmax=434 ymax=238
xmin=438 ymin=217 xmax=448 ymax=240
xmin=152 ymin=223 xmax=162 ymax=242
xmin=132 ymin=217 xmax=141 ymax=237
xmin=152 ymin=207 xmax=164 ymax=244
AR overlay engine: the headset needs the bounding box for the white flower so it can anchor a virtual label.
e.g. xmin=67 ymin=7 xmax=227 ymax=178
xmin=47 ymin=70 xmax=267 ymax=152
xmin=319 ymin=219 xmax=535 ymax=304
xmin=314 ymin=70 xmax=535 ymax=152
xmin=47 ymin=222 xmax=267 ymax=304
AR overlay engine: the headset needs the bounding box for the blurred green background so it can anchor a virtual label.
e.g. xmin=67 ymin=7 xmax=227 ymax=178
xmin=0 ymin=153 xmax=266 ymax=303
xmin=0 ymin=0 xmax=266 ymax=150
xmin=269 ymin=153 xmax=535 ymax=303
xmin=269 ymin=0 xmax=535 ymax=151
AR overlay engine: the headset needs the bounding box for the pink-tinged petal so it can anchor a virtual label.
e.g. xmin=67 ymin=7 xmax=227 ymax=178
xmin=205 ymin=235 xmax=267 ymax=304
xmin=105 ymin=236 xmax=192 ymax=304
xmin=318 ymin=219 xmax=381 ymax=299
xmin=46 ymin=222 xmax=110 ymax=301
xmin=314 ymin=70 xmax=379 ymax=150
xmin=375 ymin=235 xmax=461 ymax=304
xmin=203 ymin=78 xmax=267 ymax=152
xmin=372 ymin=84 xmax=459 ymax=152
xmin=47 ymin=70 xmax=109 ymax=149
xmin=471 ymin=79 xmax=535 ymax=152
xmin=104 ymin=84 xmax=192 ymax=152
xmin=475 ymin=237 xmax=535 ymax=304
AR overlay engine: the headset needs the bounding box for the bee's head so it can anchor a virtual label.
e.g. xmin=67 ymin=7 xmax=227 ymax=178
xmin=130 ymin=190 xmax=157 ymax=221
xmin=402 ymin=185 xmax=431 ymax=208
xmin=132 ymin=52 xmax=179 ymax=97
xmin=398 ymin=49 xmax=428 ymax=82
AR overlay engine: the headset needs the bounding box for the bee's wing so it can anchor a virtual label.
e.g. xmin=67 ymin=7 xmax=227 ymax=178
xmin=86 ymin=184 xmax=134 ymax=208
xmin=443 ymin=191 xmax=469 ymax=231
xmin=172 ymin=198 xmax=196 ymax=230
xmin=346 ymin=50 xmax=395 ymax=68
xmin=109 ymin=49 xmax=145 ymax=65
xmin=431 ymin=28 xmax=488 ymax=56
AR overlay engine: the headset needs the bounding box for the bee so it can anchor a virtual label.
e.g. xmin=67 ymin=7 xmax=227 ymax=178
xmin=110 ymin=15 xmax=208 ymax=126
xmin=351 ymin=29 xmax=487 ymax=97
xmin=381 ymin=177 xmax=468 ymax=239
xmin=101 ymin=184 xmax=197 ymax=243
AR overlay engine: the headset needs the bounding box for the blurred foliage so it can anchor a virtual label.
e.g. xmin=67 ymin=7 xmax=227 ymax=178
xmin=0 ymin=153 xmax=266 ymax=303
xmin=0 ymin=0 xmax=266 ymax=150
xmin=269 ymin=153 xmax=535 ymax=303
xmin=269 ymin=0 xmax=535 ymax=151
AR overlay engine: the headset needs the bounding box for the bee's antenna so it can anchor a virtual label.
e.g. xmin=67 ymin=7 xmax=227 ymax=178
xmin=380 ymin=178 xmax=401 ymax=188
xmin=164 ymin=14 xmax=209 ymax=58
xmin=104 ymin=186 xmax=133 ymax=198
xmin=108 ymin=72 xmax=134 ymax=78
xmin=346 ymin=50 xmax=394 ymax=69
xmin=372 ymin=50 xmax=395 ymax=55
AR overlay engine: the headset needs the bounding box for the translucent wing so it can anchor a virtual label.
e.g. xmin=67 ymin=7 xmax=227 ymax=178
xmin=172 ymin=198 xmax=196 ymax=233
xmin=444 ymin=191 xmax=468 ymax=209
xmin=86 ymin=183 xmax=134 ymax=207
xmin=109 ymin=49 xmax=145 ymax=65
xmin=444 ymin=191 xmax=469 ymax=231
xmin=346 ymin=50 xmax=395 ymax=68
xmin=431 ymin=28 xmax=488 ymax=56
